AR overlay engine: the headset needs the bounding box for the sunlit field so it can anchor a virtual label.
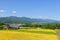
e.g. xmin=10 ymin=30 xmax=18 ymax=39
xmin=0 ymin=29 xmax=58 ymax=40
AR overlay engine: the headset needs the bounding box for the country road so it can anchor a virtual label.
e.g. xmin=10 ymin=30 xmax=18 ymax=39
xmin=55 ymin=29 xmax=60 ymax=40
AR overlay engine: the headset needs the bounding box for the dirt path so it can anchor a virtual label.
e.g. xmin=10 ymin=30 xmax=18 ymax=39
xmin=55 ymin=29 xmax=60 ymax=40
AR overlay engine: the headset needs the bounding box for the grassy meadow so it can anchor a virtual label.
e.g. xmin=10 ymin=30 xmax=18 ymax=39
xmin=0 ymin=28 xmax=58 ymax=40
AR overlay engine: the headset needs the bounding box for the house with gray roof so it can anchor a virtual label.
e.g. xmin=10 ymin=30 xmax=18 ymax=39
xmin=5 ymin=24 xmax=20 ymax=30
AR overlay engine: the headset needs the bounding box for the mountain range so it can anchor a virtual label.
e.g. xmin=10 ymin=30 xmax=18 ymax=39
xmin=0 ymin=16 xmax=60 ymax=24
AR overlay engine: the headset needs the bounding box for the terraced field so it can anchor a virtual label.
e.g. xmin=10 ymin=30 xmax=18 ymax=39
xmin=0 ymin=29 xmax=58 ymax=40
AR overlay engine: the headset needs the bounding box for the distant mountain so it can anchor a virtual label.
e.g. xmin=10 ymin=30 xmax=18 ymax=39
xmin=0 ymin=16 xmax=60 ymax=24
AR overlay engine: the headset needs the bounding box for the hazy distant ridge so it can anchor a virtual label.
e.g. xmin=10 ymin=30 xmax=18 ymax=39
xmin=0 ymin=16 xmax=59 ymax=24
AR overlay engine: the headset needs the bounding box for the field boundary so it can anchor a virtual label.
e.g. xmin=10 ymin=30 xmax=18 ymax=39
xmin=55 ymin=29 xmax=60 ymax=40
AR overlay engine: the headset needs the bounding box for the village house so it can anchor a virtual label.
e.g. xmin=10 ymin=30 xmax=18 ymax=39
xmin=4 ymin=24 xmax=20 ymax=30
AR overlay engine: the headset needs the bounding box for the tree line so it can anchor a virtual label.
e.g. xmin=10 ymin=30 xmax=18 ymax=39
xmin=0 ymin=23 xmax=60 ymax=30
xmin=22 ymin=23 xmax=60 ymax=30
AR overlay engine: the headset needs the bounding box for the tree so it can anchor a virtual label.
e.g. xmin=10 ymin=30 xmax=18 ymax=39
xmin=0 ymin=23 xmax=5 ymax=30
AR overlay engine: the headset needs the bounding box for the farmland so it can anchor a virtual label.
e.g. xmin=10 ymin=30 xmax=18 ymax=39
xmin=0 ymin=29 xmax=58 ymax=40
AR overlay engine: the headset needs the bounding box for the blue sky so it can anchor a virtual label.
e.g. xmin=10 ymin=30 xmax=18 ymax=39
xmin=0 ymin=0 xmax=60 ymax=20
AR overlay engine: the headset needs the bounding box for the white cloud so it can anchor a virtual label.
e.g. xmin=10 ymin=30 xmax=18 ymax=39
xmin=12 ymin=11 xmax=16 ymax=14
xmin=0 ymin=10 xmax=5 ymax=13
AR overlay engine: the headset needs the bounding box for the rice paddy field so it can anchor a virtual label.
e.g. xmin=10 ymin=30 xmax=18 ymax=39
xmin=0 ymin=29 xmax=58 ymax=40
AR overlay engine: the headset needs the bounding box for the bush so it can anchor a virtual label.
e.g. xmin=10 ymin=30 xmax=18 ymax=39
xmin=0 ymin=26 xmax=4 ymax=30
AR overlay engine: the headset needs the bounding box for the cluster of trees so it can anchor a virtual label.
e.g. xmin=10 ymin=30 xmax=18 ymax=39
xmin=22 ymin=23 xmax=60 ymax=30
xmin=0 ymin=23 xmax=5 ymax=30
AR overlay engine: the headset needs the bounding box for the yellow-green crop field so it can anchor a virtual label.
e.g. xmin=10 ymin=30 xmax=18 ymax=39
xmin=0 ymin=29 xmax=58 ymax=40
